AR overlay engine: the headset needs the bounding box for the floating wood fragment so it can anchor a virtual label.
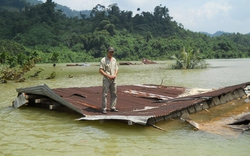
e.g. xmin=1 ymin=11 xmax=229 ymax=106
xmin=181 ymin=113 xmax=200 ymax=130
xmin=227 ymin=113 xmax=250 ymax=132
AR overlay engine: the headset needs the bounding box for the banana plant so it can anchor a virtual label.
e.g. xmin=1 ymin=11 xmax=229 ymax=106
xmin=170 ymin=47 xmax=208 ymax=69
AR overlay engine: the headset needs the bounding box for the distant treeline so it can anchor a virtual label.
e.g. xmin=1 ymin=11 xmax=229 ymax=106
xmin=0 ymin=0 xmax=250 ymax=64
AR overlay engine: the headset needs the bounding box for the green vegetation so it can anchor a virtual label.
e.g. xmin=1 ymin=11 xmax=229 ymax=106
xmin=171 ymin=47 xmax=208 ymax=69
xmin=0 ymin=0 xmax=250 ymax=82
xmin=27 ymin=67 xmax=44 ymax=78
xmin=0 ymin=57 xmax=41 ymax=83
xmin=46 ymin=71 xmax=57 ymax=79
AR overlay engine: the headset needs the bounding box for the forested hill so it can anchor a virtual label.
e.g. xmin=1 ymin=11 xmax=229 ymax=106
xmin=0 ymin=0 xmax=250 ymax=64
xmin=0 ymin=0 xmax=90 ymax=18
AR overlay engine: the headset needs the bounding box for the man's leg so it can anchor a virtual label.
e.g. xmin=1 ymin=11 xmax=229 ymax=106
xmin=110 ymin=81 xmax=117 ymax=110
xmin=102 ymin=80 xmax=110 ymax=112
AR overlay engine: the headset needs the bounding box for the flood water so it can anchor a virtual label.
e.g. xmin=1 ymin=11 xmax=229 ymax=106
xmin=1 ymin=59 xmax=250 ymax=156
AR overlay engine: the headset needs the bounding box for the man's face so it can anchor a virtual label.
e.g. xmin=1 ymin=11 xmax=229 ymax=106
xmin=108 ymin=51 xmax=114 ymax=57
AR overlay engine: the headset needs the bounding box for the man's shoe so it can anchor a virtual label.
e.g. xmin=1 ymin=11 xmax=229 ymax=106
xmin=111 ymin=108 xmax=118 ymax=112
xmin=102 ymin=110 xmax=107 ymax=114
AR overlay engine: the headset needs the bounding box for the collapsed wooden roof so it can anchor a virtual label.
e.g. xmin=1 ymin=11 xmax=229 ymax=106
xmin=13 ymin=82 xmax=250 ymax=126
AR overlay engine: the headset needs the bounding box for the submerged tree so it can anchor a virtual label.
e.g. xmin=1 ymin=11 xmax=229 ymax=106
xmin=170 ymin=47 xmax=208 ymax=69
xmin=46 ymin=71 xmax=57 ymax=79
xmin=0 ymin=57 xmax=41 ymax=83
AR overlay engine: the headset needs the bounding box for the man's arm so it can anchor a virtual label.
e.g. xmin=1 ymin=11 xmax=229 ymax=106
xmin=113 ymin=69 xmax=118 ymax=78
xmin=99 ymin=68 xmax=108 ymax=77
xmin=99 ymin=68 xmax=117 ymax=80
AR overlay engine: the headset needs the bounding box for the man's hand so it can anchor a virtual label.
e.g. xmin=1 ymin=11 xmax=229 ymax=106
xmin=109 ymin=75 xmax=116 ymax=80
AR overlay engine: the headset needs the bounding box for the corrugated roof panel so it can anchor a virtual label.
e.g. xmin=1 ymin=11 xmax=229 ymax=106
xmin=13 ymin=82 xmax=250 ymax=125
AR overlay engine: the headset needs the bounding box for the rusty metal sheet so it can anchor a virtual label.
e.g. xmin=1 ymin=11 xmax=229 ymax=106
xmin=14 ymin=81 xmax=250 ymax=125
xmin=52 ymin=84 xmax=186 ymax=117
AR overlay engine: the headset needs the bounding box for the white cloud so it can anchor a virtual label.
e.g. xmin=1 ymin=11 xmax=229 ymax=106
xmin=178 ymin=1 xmax=232 ymax=32
xmin=201 ymin=1 xmax=231 ymax=19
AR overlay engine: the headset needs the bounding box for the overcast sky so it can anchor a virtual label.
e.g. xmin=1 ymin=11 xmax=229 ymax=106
xmin=41 ymin=0 xmax=250 ymax=34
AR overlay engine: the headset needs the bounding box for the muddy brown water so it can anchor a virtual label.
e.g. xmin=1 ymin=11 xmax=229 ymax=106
xmin=1 ymin=59 xmax=250 ymax=156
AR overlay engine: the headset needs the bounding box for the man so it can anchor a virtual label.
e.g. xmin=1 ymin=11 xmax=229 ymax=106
xmin=99 ymin=47 xmax=119 ymax=114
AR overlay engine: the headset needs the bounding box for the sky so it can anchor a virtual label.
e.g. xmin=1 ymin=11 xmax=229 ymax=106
xmin=41 ymin=0 xmax=250 ymax=34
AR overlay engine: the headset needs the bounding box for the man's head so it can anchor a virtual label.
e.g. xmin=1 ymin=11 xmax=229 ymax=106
xmin=107 ymin=47 xmax=114 ymax=58
xmin=108 ymin=47 xmax=114 ymax=53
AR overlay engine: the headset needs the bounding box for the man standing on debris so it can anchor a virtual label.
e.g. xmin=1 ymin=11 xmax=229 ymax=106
xmin=99 ymin=47 xmax=119 ymax=114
